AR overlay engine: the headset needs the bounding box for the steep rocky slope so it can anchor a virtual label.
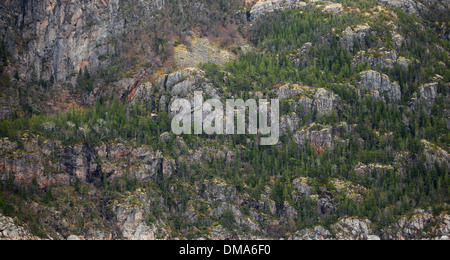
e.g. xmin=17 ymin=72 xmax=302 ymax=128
xmin=0 ymin=0 xmax=449 ymax=240
xmin=0 ymin=0 xmax=245 ymax=119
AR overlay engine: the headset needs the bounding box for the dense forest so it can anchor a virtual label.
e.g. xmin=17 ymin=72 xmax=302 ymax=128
xmin=0 ymin=1 xmax=449 ymax=239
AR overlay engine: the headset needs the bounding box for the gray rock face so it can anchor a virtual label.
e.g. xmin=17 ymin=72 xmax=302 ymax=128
xmin=383 ymin=210 xmax=450 ymax=240
xmin=340 ymin=24 xmax=372 ymax=52
xmin=280 ymin=113 xmax=301 ymax=135
xmin=353 ymin=49 xmax=411 ymax=70
xmin=66 ymin=235 xmax=82 ymax=241
xmin=419 ymin=83 xmax=438 ymax=107
xmin=249 ymin=0 xmax=343 ymax=20
xmin=289 ymin=226 xmax=333 ymax=240
xmin=313 ymin=88 xmax=340 ymax=115
xmin=421 ymin=140 xmax=450 ymax=170
xmin=0 ymin=213 xmax=38 ymax=240
xmin=354 ymin=162 xmax=395 ymax=177
xmin=130 ymin=68 xmax=220 ymax=117
xmin=289 ymin=217 xmax=378 ymax=240
xmin=275 ymin=84 xmax=306 ymax=100
xmin=289 ymin=209 xmax=450 ymax=240
xmin=293 ymin=123 xmax=351 ymax=151
xmin=274 ymin=84 xmax=340 ymax=116
xmin=322 ymin=3 xmax=344 ymax=14
xmin=294 ymin=125 xmax=335 ymax=150
xmin=358 ymin=70 xmax=401 ymax=101
xmin=113 ymin=191 xmax=169 ymax=240
xmin=292 ymin=178 xmax=311 ymax=197
xmin=249 ymin=0 xmax=307 ymax=21
xmin=379 ymin=0 xmax=425 ymax=14
xmin=332 ymin=217 xmax=376 ymax=240
xmin=0 ymin=135 xmax=174 ymax=188
xmin=198 ymin=179 xmax=238 ymax=203
xmin=0 ymin=0 xmax=123 ymax=83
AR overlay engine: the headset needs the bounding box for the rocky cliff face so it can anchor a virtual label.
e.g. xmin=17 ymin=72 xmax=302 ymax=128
xmin=378 ymin=0 xmax=450 ymax=40
xmin=340 ymin=24 xmax=372 ymax=52
xmin=1 ymin=130 xmax=448 ymax=240
xmin=353 ymin=48 xmax=411 ymax=70
xmin=358 ymin=70 xmax=402 ymax=101
xmin=249 ymin=0 xmax=307 ymax=21
xmin=0 ymin=0 xmax=246 ymax=119
xmin=293 ymin=123 xmax=351 ymax=152
xmin=378 ymin=0 xmax=449 ymax=15
xmin=0 ymin=213 xmax=40 ymax=240
xmin=249 ymin=0 xmax=344 ymax=21
xmin=0 ymin=0 xmax=448 ymax=241
xmin=275 ymin=84 xmax=340 ymax=115
xmin=289 ymin=211 xmax=450 ymax=240
xmin=0 ymin=0 xmax=123 ymax=83
xmin=0 ymin=135 xmax=174 ymax=188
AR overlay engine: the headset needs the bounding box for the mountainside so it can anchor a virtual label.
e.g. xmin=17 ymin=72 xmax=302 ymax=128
xmin=0 ymin=0 xmax=449 ymax=240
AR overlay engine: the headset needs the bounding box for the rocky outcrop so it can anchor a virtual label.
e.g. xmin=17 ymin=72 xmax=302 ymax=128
xmin=275 ymin=83 xmax=307 ymax=100
xmin=113 ymin=191 xmax=170 ymax=240
xmin=0 ymin=135 xmax=175 ymax=188
xmin=249 ymin=0 xmax=345 ymax=20
xmin=383 ymin=209 xmax=450 ymax=240
xmin=0 ymin=133 xmax=241 ymax=190
xmin=0 ymin=0 xmax=123 ymax=83
xmin=280 ymin=113 xmax=301 ymax=135
xmin=293 ymin=123 xmax=351 ymax=151
xmin=289 ymin=42 xmax=313 ymax=68
xmin=340 ymin=24 xmax=372 ymax=52
xmin=274 ymin=84 xmax=340 ymax=115
xmin=313 ymin=88 xmax=340 ymax=115
xmin=0 ymin=213 xmax=39 ymax=240
xmin=321 ymin=3 xmax=344 ymax=14
xmin=174 ymin=37 xmax=235 ymax=70
xmin=129 ymin=68 xmax=220 ymax=116
xmin=249 ymin=0 xmax=307 ymax=21
xmin=353 ymin=49 xmax=411 ymax=70
xmin=358 ymin=70 xmax=402 ymax=101
xmin=378 ymin=0 xmax=450 ymax=15
xmin=293 ymin=124 xmax=335 ymax=151
xmin=419 ymin=82 xmax=438 ymax=108
xmin=354 ymin=162 xmax=395 ymax=177
xmin=332 ymin=217 xmax=379 ymax=240
xmin=0 ymin=0 xmax=246 ymax=119
xmin=421 ymin=140 xmax=450 ymax=170
xmin=331 ymin=179 xmax=368 ymax=203
xmin=289 ymin=226 xmax=333 ymax=240
xmin=289 ymin=217 xmax=379 ymax=240
xmin=198 ymin=179 xmax=238 ymax=203
xmin=378 ymin=0 xmax=425 ymax=14
xmin=290 ymin=209 xmax=449 ymax=240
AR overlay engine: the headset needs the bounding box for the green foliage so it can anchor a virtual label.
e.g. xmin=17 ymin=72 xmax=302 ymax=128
xmin=0 ymin=3 xmax=449 ymax=237
xmin=221 ymin=209 xmax=236 ymax=231
xmin=0 ymin=39 xmax=7 ymax=70
xmin=0 ymin=96 xmax=172 ymax=148
xmin=0 ymin=39 xmax=12 ymax=89
xmin=77 ymin=68 xmax=94 ymax=92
